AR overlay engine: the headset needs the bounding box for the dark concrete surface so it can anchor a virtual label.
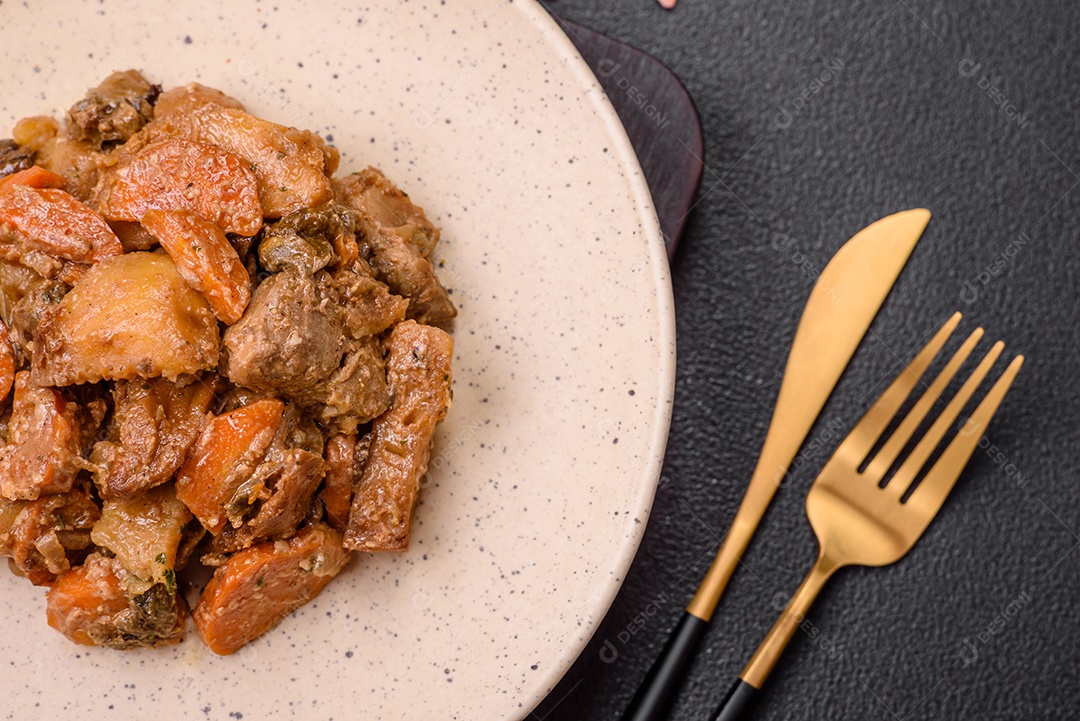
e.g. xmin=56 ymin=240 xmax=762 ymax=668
xmin=533 ymin=2 xmax=1079 ymax=719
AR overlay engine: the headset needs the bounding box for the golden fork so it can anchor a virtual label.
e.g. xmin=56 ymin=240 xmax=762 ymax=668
xmin=711 ymin=312 xmax=1024 ymax=720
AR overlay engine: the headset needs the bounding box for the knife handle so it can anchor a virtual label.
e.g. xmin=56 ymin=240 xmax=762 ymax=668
xmin=618 ymin=611 xmax=710 ymax=721
xmin=710 ymin=680 xmax=758 ymax=721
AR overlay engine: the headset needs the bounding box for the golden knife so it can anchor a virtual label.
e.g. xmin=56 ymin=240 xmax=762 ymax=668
xmin=619 ymin=209 xmax=932 ymax=721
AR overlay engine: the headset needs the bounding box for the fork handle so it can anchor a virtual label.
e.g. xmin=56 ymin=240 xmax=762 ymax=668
xmin=709 ymin=554 xmax=839 ymax=720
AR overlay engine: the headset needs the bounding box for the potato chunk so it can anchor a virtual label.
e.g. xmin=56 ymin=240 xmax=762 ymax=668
xmin=193 ymin=524 xmax=349 ymax=655
xmin=32 ymin=252 xmax=220 ymax=386
xmin=153 ymin=82 xmax=244 ymax=118
xmin=90 ymin=485 xmax=191 ymax=590
xmin=344 ymin=321 xmax=453 ymax=551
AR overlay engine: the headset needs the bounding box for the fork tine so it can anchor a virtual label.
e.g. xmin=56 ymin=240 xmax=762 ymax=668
xmin=885 ymin=340 xmax=1006 ymax=498
xmin=844 ymin=312 xmax=962 ymax=463
xmin=905 ymin=355 xmax=1024 ymax=522
xmin=862 ymin=327 xmax=983 ymax=482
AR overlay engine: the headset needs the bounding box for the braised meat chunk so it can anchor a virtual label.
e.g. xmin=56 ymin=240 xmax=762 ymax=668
xmin=328 ymin=265 xmax=408 ymax=338
xmin=222 ymin=270 xmax=344 ymax=395
xmin=7 ymin=275 xmax=68 ymax=363
xmin=0 ymin=139 xmax=34 ymax=179
xmin=333 ymin=167 xmax=440 ymax=257
xmin=222 ymin=269 xmax=394 ymax=430
xmin=90 ymin=375 xmax=219 ymax=499
xmin=0 ymin=372 xmax=86 ymax=501
xmin=345 ymin=321 xmax=453 ymax=551
xmin=335 ymin=170 xmax=456 ymax=325
xmin=0 ymin=487 xmax=100 ymax=585
xmin=213 ymin=445 xmax=326 ymax=553
xmin=66 ymin=70 xmax=160 ymax=149
xmin=301 ymin=334 xmax=390 ymax=431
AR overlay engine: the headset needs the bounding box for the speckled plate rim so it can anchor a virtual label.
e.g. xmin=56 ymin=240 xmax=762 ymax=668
xmin=515 ymin=3 xmax=676 ymax=714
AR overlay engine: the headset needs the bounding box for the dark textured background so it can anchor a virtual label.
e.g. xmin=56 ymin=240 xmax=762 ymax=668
xmin=533 ymin=1 xmax=1079 ymax=720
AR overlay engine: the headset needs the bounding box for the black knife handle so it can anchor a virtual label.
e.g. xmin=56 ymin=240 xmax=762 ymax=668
xmin=618 ymin=611 xmax=710 ymax=721
xmin=711 ymin=679 xmax=758 ymax=721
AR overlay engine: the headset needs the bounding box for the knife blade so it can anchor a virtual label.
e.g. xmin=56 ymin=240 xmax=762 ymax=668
xmin=619 ymin=208 xmax=931 ymax=721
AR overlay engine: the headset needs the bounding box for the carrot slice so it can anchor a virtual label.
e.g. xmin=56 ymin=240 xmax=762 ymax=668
xmin=47 ymin=552 xmax=185 ymax=648
xmin=0 ymin=317 xmax=14 ymax=404
xmin=0 ymin=166 xmax=67 ymax=192
xmin=0 ymin=185 xmax=122 ymax=263
xmin=193 ymin=524 xmax=349 ymax=655
xmin=142 ymin=209 xmax=251 ymax=324
xmin=102 ymin=138 xmax=262 ymax=236
xmin=47 ymin=554 xmax=130 ymax=646
xmin=174 ymin=398 xmax=284 ymax=533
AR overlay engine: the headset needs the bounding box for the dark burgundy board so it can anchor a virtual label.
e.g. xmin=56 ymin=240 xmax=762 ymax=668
xmin=557 ymin=17 xmax=703 ymax=259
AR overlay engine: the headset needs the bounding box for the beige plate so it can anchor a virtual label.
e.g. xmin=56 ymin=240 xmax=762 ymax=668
xmin=0 ymin=1 xmax=676 ymax=719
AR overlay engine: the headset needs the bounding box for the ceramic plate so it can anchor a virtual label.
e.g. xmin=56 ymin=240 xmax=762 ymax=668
xmin=0 ymin=1 xmax=675 ymax=718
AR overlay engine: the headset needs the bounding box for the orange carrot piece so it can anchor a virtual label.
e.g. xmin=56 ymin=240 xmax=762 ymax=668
xmin=142 ymin=209 xmax=251 ymax=324
xmin=0 ymin=317 xmax=14 ymax=404
xmin=174 ymin=398 xmax=284 ymax=533
xmin=0 ymin=166 xmax=67 ymax=192
xmin=47 ymin=552 xmax=185 ymax=648
xmin=46 ymin=554 xmax=130 ymax=646
xmin=0 ymin=185 xmax=122 ymax=263
xmin=102 ymin=138 xmax=262 ymax=236
xmin=193 ymin=524 xmax=349 ymax=655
